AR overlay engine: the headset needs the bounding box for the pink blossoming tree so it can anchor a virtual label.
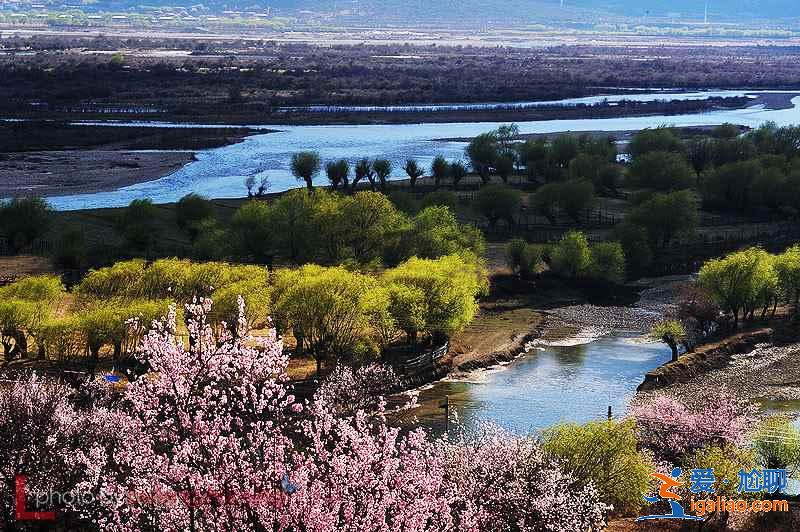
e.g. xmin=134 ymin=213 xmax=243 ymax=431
xmin=629 ymin=391 xmax=756 ymax=463
xmin=3 ymin=298 xmax=609 ymax=531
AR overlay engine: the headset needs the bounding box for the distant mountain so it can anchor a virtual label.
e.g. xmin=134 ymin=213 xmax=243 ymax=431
xmin=15 ymin=0 xmax=800 ymax=25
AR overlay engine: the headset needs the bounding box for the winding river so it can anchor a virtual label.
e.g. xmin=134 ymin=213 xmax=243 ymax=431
xmin=30 ymin=89 xmax=800 ymax=432
xmin=407 ymin=334 xmax=672 ymax=435
xmin=44 ymin=89 xmax=800 ymax=211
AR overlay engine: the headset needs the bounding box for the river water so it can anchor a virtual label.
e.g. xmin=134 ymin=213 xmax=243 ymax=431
xmin=407 ymin=333 xmax=671 ymax=435
xmin=43 ymin=89 xmax=800 ymax=211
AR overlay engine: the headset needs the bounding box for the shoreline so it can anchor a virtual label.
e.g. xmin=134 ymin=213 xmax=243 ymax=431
xmin=0 ymin=124 xmax=258 ymax=198
xmin=445 ymin=275 xmax=687 ymax=379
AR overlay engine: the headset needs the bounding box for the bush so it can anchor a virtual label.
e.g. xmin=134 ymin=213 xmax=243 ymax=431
xmin=627 ymin=190 xmax=699 ymax=247
xmin=475 ymin=184 xmax=521 ymax=228
xmin=0 ymin=196 xmax=52 ymax=253
xmin=387 ymin=191 xmax=418 ymax=215
xmin=752 ymin=416 xmax=800 ymax=471
xmin=543 ymin=420 xmax=652 ymax=514
xmin=627 ymin=151 xmax=695 ymax=191
xmin=230 ymin=200 xmax=273 ymax=263
xmin=175 ymin=193 xmax=214 ymax=239
xmin=420 ymin=190 xmax=458 ymax=212
xmin=628 ymin=127 xmax=685 ymax=158
xmin=551 ymin=231 xmax=593 ymax=279
xmin=53 ymin=226 xmax=87 ymax=270
xmin=116 ymin=199 xmax=158 ymax=252
xmin=590 ymin=241 xmax=626 ymax=284
xmin=505 ymin=238 xmax=542 ymax=277
xmin=531 ymin=180 xmax=595 ymax=224
xmin=682 ymin=444 xmax=757 ymax=499
xmin=610 ymin=222 xmax=652 ymax=273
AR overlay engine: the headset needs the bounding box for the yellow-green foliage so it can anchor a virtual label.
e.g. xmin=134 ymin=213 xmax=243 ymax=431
xmin=272 ymin=264 xmax=377 ymax=363
xmin=699 ymin=247 xmax=778 ymax=322
xmin=76 ymin=259 xmax=147 ymax=301
xmin=682 ymin=444 xmax=757 ymax=498
xmin=752 ymin=415 xmax=800 ymax=471
xmin=211 ymin=278 xmax=271 ymax=331
xmin=0 ymin=274 xmax=64 ymax=304
xmin=38 ymin=316 xmax=85 ymax=360
xmin=774 ymin=245 xmax=800 ymax=311
xmin=43 ymin=299 xmax=170 ymax=360
xmin=0 ymin=275 xmax=66 ymax=354
xmin=649 ymin=320 xmax=686 ymax=343
xmin=543 ymin=419 xmax=653 ymax=514
xmin=382 ymin=254 xmax=488 ymax=338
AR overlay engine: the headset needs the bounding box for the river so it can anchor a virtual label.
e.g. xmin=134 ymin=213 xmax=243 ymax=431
xmin=41 ymin=89 xmax=800 ymax=210
xmin=405 ymin=333 xmax=672 ymax=435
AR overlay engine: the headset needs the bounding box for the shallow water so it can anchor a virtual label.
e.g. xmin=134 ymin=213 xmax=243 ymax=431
xmin=408 ymin=333 xmax=671 ymax=435
xmin=41 ymin=89 xmax=800 ymax=210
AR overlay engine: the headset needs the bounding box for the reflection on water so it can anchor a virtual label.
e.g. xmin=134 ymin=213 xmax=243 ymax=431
xmin=44 ymin=90 xmax=800 ymax=210
xmin=409 ymin=334 xmax=671 ymax=435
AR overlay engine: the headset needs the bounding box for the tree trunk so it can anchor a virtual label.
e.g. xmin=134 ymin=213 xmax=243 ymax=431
xmin=664 ymin=336 xmax=679 ymax=362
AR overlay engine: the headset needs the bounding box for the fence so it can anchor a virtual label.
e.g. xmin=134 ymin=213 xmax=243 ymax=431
xmin=288 ymin=341 xmax=450 ymax=399
xmin=0 ymin=237 xmax=53 ymax=257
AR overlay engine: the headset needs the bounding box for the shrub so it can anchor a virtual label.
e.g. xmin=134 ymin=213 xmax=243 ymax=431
xmin=681 ymin=444 xmax=757 ymax=500
xmin=627 ymin=151 xmax=695 ymax=191
xmin=627 ymin=190 xmax=699 ymax=247
xmin=420 ymin=190 xmax=458 ymax=212
xmin=610 ymin=222 xmax=652 ymax=273
xmin=116 ymin=199 xmax=158 ymax=252
xmin=590 ymin=241 xmax=626 ymax=284
xmin=230 ymin=200 xmax=273 ymax=263
xmin=175 ymin=193 xmax=214 ymax=239
xmin=475 ymin=184 xmax=521 ymax=228
xmin=505 ymin=238 xmax=543 ymax=277
xmin=551 ymin=231 xmax=593 ymax=279
xmin=752 ymin=416 xmax=800 ymax=471
xmin=543 ymin=420 xmax=652 ymax=514
xmin=0 ymin=196 xmax=52 ymax=253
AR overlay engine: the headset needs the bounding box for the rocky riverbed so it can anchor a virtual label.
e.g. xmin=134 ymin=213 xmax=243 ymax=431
xmin=636 ymin=340 xmax=800 ymax=412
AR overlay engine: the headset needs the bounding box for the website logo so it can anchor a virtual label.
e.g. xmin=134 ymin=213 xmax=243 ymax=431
xmin=14 ymin=475 xmax=56 ymax=521
xmin=637 ymin=467 xmax=790 ymax=521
